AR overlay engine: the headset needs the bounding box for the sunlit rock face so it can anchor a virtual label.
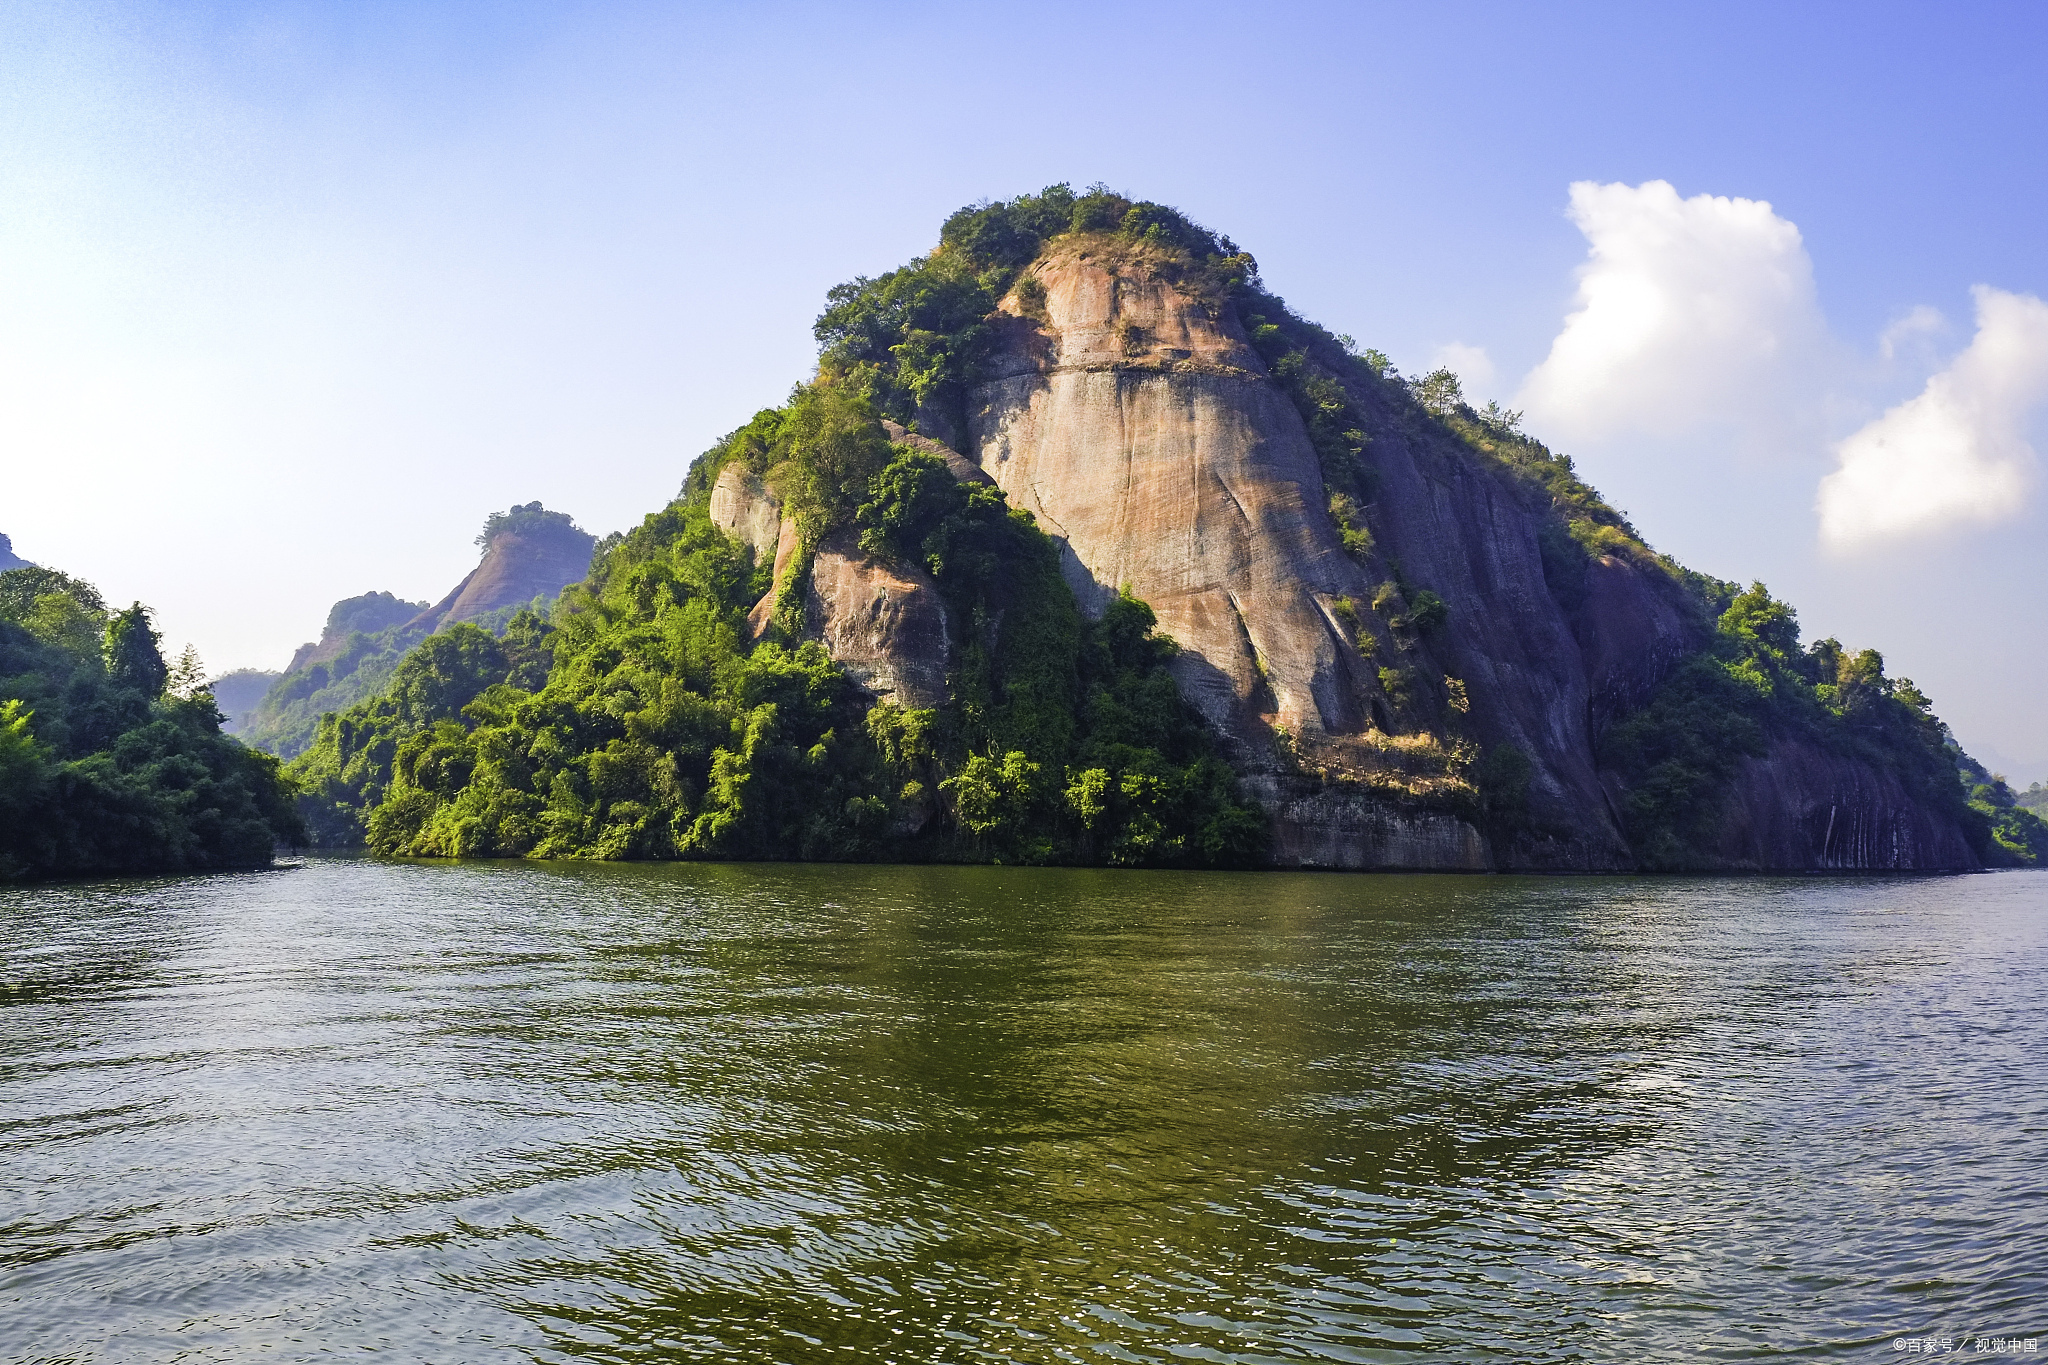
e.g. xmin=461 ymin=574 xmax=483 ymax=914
xmin=803 ymin=530 xmax=950 ymax=711
xmin=965 ymin=238 xmax=1633 ymax=868
xmin=409 ymin=519 xmax=596 ymax=635
xmin=967 ymin=240 xmax=1377 ymax=761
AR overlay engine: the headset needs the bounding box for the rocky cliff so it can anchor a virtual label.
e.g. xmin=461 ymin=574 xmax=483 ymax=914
xmin=0 ymin=534 xmax=31 ymax=573
xmin=407 ymin=503 xmax=596 ymax=634
xmin=710 ymin=459 xmax=951 ymax=710
xmin=784 ymin=197 xmax=1994 ymax=872
xmin=957 ymin=237 xmax=1650 ymax=868
xmin=244 ymin=503 xmax=596 ymax=759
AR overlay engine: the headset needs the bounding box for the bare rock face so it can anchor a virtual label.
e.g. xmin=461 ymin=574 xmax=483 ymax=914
xmin=708 ymin=458 xmax=951 ymax=705
xmin=709 ymin=466 xmax=802 ymax=638
xmin=710 ymin=464 xmax=784 ymax=564
xmin=969 ymin=240 xmax=1377 ymax=758
xmin=881 ymin=419 xmax=993 ymax=486
xmin=1712 ymin=737 xmax=1979 ymax=870
xmin=1252 ymin=775 xmax=1491 ymax=868
xmin=965 ymin=238 xmax=1610 ymax=866
xmin=802 ymin=529 xmax=950 ymax=710
xmin=1575 ymin=555 xmax=1709 ymax=745
xmin=410 ymin=521 xmax=595 ymax=634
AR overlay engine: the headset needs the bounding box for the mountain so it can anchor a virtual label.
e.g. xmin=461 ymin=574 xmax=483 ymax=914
xmin=284 ymin=186 xmax=2045 ymax=870
xmin=0 ymin=533 xmax=32 ymax=572
xmin=404 ymin=503 xmax=598 ymax=635
xmin=240 ymin=505 xmax=594 ymax=759
xmin=207 ymin=668 xmax=281 ymax=734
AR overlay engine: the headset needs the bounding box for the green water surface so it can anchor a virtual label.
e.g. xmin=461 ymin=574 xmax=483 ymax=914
xmin=2 ymin=860 xmax=2042 ymax=1361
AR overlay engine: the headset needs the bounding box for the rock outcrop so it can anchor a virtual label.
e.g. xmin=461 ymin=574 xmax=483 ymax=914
xmin=803 ymin=530 xmax=950 ymax=710
xmin=408 ymin=514 xmax=595 ymax=634
xmin=710 ymin=460 xmax=952 ymax=709
xmin=286 ymin=591 xmax=425 ymax=673
xmin=1712 ymin=737 xmax=1981 ymax=870
xmin=965 ymin=238 xmax=1632 ymax=867
xmin=970 ymin=240 xmax=1363 ymax=759
xmin=949 ymin=233 xmax=1978 ymax=871
xmin=0 ymin=533 xmax=32 ymax=573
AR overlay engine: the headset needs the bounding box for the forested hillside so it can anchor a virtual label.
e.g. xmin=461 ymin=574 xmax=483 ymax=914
xmin=0 ymin=567 xmax=302 ymax=880
xmin=242 ymin=504 xmax=593 ymax=757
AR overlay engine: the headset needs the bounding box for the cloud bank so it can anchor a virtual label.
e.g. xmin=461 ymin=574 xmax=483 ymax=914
xmin=1818 ymin=286 xmax=2048 ymax=551
xmin=1515 ymin=180 xmax=1828 ymax=444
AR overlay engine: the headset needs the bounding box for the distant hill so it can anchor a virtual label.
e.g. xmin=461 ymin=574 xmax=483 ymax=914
xmin=0 ymin=533 xmax=32 ymax=572
xmin=240 ymin=505 xmax=594 ymax=758
xmin=208 ymin=669 xmax=281 ymax=734
xmin=407 ymin=503 xmax=597 ymax=635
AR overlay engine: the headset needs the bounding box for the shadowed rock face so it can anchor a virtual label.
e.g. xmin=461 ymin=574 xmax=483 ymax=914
xmin=1575 ymin=556 xmax=1710 ymax=746
xmin=0 ymin=533 xmax=31 ymax=573
xmin=1713 ymin=737 xmax=1980 ymax=870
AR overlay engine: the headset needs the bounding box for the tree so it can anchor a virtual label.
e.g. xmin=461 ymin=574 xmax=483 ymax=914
xmin=104 ymin=604 xmax=168 ymax=697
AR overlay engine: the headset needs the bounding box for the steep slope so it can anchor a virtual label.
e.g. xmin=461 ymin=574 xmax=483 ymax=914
xmin=0 ymin=533 xmax=31 ymax=572
xmin=710 ymin=453 xmax=952 ymax=709
xmin=966 ymin=236 xmax=1640 ymax=867
xmin=406 ymin=503 xmax=597 ymax=633
xmin=243 ymin=504 xmax=594 ymax=758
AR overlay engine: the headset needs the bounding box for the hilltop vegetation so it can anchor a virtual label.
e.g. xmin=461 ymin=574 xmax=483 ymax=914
xmin=0 ymin=567 xmax=301 ymax=880
xmin=238 ymin=592 xmax=431 ymax=758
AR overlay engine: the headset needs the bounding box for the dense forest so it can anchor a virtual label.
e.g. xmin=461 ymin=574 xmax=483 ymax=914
xmin=287 ymin=471 xmax=1266 ymax=865
xmin=0 ymin=567 xmax=302 ymax=880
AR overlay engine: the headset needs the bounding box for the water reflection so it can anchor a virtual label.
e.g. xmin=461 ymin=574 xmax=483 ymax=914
xmin=1 ymin=861 xmax=2042 ymax=1362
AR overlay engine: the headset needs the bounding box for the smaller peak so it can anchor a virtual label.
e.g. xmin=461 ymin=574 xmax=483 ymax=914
xmin=476 ymin=502 xmax=592 ymax=552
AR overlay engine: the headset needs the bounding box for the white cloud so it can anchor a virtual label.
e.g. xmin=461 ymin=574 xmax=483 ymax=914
xmin=1878 ymin=305 xmax=1946 ymax=361
xmin=1428 ymin=342 xmax=1494 ymax=397
xmin=1818 ymin=286 xmax=2048 ymax=551
xmin=1515 ymin=180 xmax=1829 ymax=443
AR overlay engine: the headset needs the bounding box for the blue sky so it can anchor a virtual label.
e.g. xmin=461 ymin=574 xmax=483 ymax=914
xmin=3 ymin=0 xmax=2044 ymax=777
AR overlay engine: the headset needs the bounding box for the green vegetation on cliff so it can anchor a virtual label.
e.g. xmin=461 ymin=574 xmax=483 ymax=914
xmin=288 ymin=392 xmax=1263 ymax=866
xmin=0 ymin=567 xmax=302 ymax=880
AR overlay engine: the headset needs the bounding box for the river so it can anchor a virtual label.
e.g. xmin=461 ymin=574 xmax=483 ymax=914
xmin=2 ymin=859 xmax=2042 ymax=1361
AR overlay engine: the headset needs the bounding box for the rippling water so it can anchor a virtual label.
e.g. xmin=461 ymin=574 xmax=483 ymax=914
xmin=2 ymin=859 xmax=2043 ymax=1362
